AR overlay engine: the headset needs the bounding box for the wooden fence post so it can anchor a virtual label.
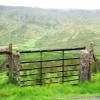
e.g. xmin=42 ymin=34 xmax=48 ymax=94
xmin=7 ymin=43 xmax=14 ymax=80
xmin=90 ymin=42 xmax=100 ymax=72
xmin=80 ymin=49 xmax=92 ymax=82
xmin=90 ymin=42 xmax=96 ymax=61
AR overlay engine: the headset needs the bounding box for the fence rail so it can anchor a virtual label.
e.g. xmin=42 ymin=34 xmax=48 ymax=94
xmin=18 ymin=64 xmax=80 ymax=71
xmin=21 ymin=58 xmax=80 ymax=64
xmin=20 ymin=47 xmax=86 ymax=53
xmin=0 ymin=51 xmax=10 ymax=54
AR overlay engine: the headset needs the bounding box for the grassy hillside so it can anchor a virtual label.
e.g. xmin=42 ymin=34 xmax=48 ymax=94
xmin=0 ymin=6 xmax=100 ymax=50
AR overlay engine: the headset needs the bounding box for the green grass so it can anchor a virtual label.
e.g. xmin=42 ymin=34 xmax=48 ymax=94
xmin=96 ymin=55 xmax=100 ymax=59
xmin=0 ymin=52 xmax=100 ymax=100
xmin=0 ymin=55 xmax=6 ymax=62
xmin=0 ymin=73 xmax=100 ymax=100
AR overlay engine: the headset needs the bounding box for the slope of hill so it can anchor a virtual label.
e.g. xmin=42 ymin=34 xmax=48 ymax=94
xmin=0 ymin=5 xmax=100 ymax=50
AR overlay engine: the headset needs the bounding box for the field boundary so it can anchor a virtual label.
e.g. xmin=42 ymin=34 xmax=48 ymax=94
xmin=0 ymin=44 xmax=93 ymax=87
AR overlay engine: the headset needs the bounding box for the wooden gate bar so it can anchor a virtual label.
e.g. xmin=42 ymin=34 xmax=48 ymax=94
xmin=62 ymin=50 xmax=64 ymax=83
xmin=0 ymin=51 xmax=10 ymax=54
xmin=18 ymin=64 xmax=80 ymax=72
xmin=40 ymin=51 xmax=43 ymax=85
xmin=21 ymin=57 xmax=80 ymax=64
xmin=20 ymin=47 xmax=86 ymax=53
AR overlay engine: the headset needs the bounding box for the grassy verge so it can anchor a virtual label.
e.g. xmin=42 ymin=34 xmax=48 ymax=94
xmin=0 ymin=52 xmax=100 ymax=100
xmin=0 ymin=73 xmax=100 ymax=100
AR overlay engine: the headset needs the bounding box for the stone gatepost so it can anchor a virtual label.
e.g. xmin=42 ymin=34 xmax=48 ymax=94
xmin=80 ymin=49 xmax=92 ymax=82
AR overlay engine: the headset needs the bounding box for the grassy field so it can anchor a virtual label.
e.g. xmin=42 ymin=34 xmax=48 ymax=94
xmin=0 ymin=72 xmax=100 ymax=100
xmin=0 ymin=51 xmax=100 ymax=100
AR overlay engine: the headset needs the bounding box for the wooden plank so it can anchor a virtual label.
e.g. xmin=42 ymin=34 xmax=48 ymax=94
xmin=19 ymin=77 xmax=61 ymax=83
xmin=20 ymin=78 xmax=79 ymax=87
xmin=21 ymin=57 xmax=80 ymax=64
xmin=19 ymin=74 xmax=79 ymax=83
xmin=64 ymin=64 xmax=80 ymax=67
xmin=19 ymin=65 xmax=62 ymax=71
xmin=20 ymin=47 xmax=86 ymax=53
xmin=18 ymin=69 xmax=78 ymax=73
xmin=18 ymin=64 xmax=80 ymax=71
xmin=63 ymin=74 xmax=79 ymax=77
xmin=63 ymin=79 xmax=79 ymax=82
xmin=0 ymin=51 xmax=10 ymax=54
xmin=18 ymin=70 xmax=63 ymax=76
xmin=19 ymin=73 xmax=79 ymax=77
xmin=66 ymin=70 xmax=78 ymax=71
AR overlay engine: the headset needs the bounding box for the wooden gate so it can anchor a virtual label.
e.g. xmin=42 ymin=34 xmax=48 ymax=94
xmin=14 ymin=47 xmax=86 ymax=87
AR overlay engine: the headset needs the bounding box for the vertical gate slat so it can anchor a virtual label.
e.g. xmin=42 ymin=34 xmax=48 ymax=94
xmin=62 ymin=50 xmax=64 ymax=83
xmin=40 ymin=51 xmax=43 ymax=85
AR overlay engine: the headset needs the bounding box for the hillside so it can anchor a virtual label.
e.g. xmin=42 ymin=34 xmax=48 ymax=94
xmin=0 ymin=5 xmax=100 ymax=50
